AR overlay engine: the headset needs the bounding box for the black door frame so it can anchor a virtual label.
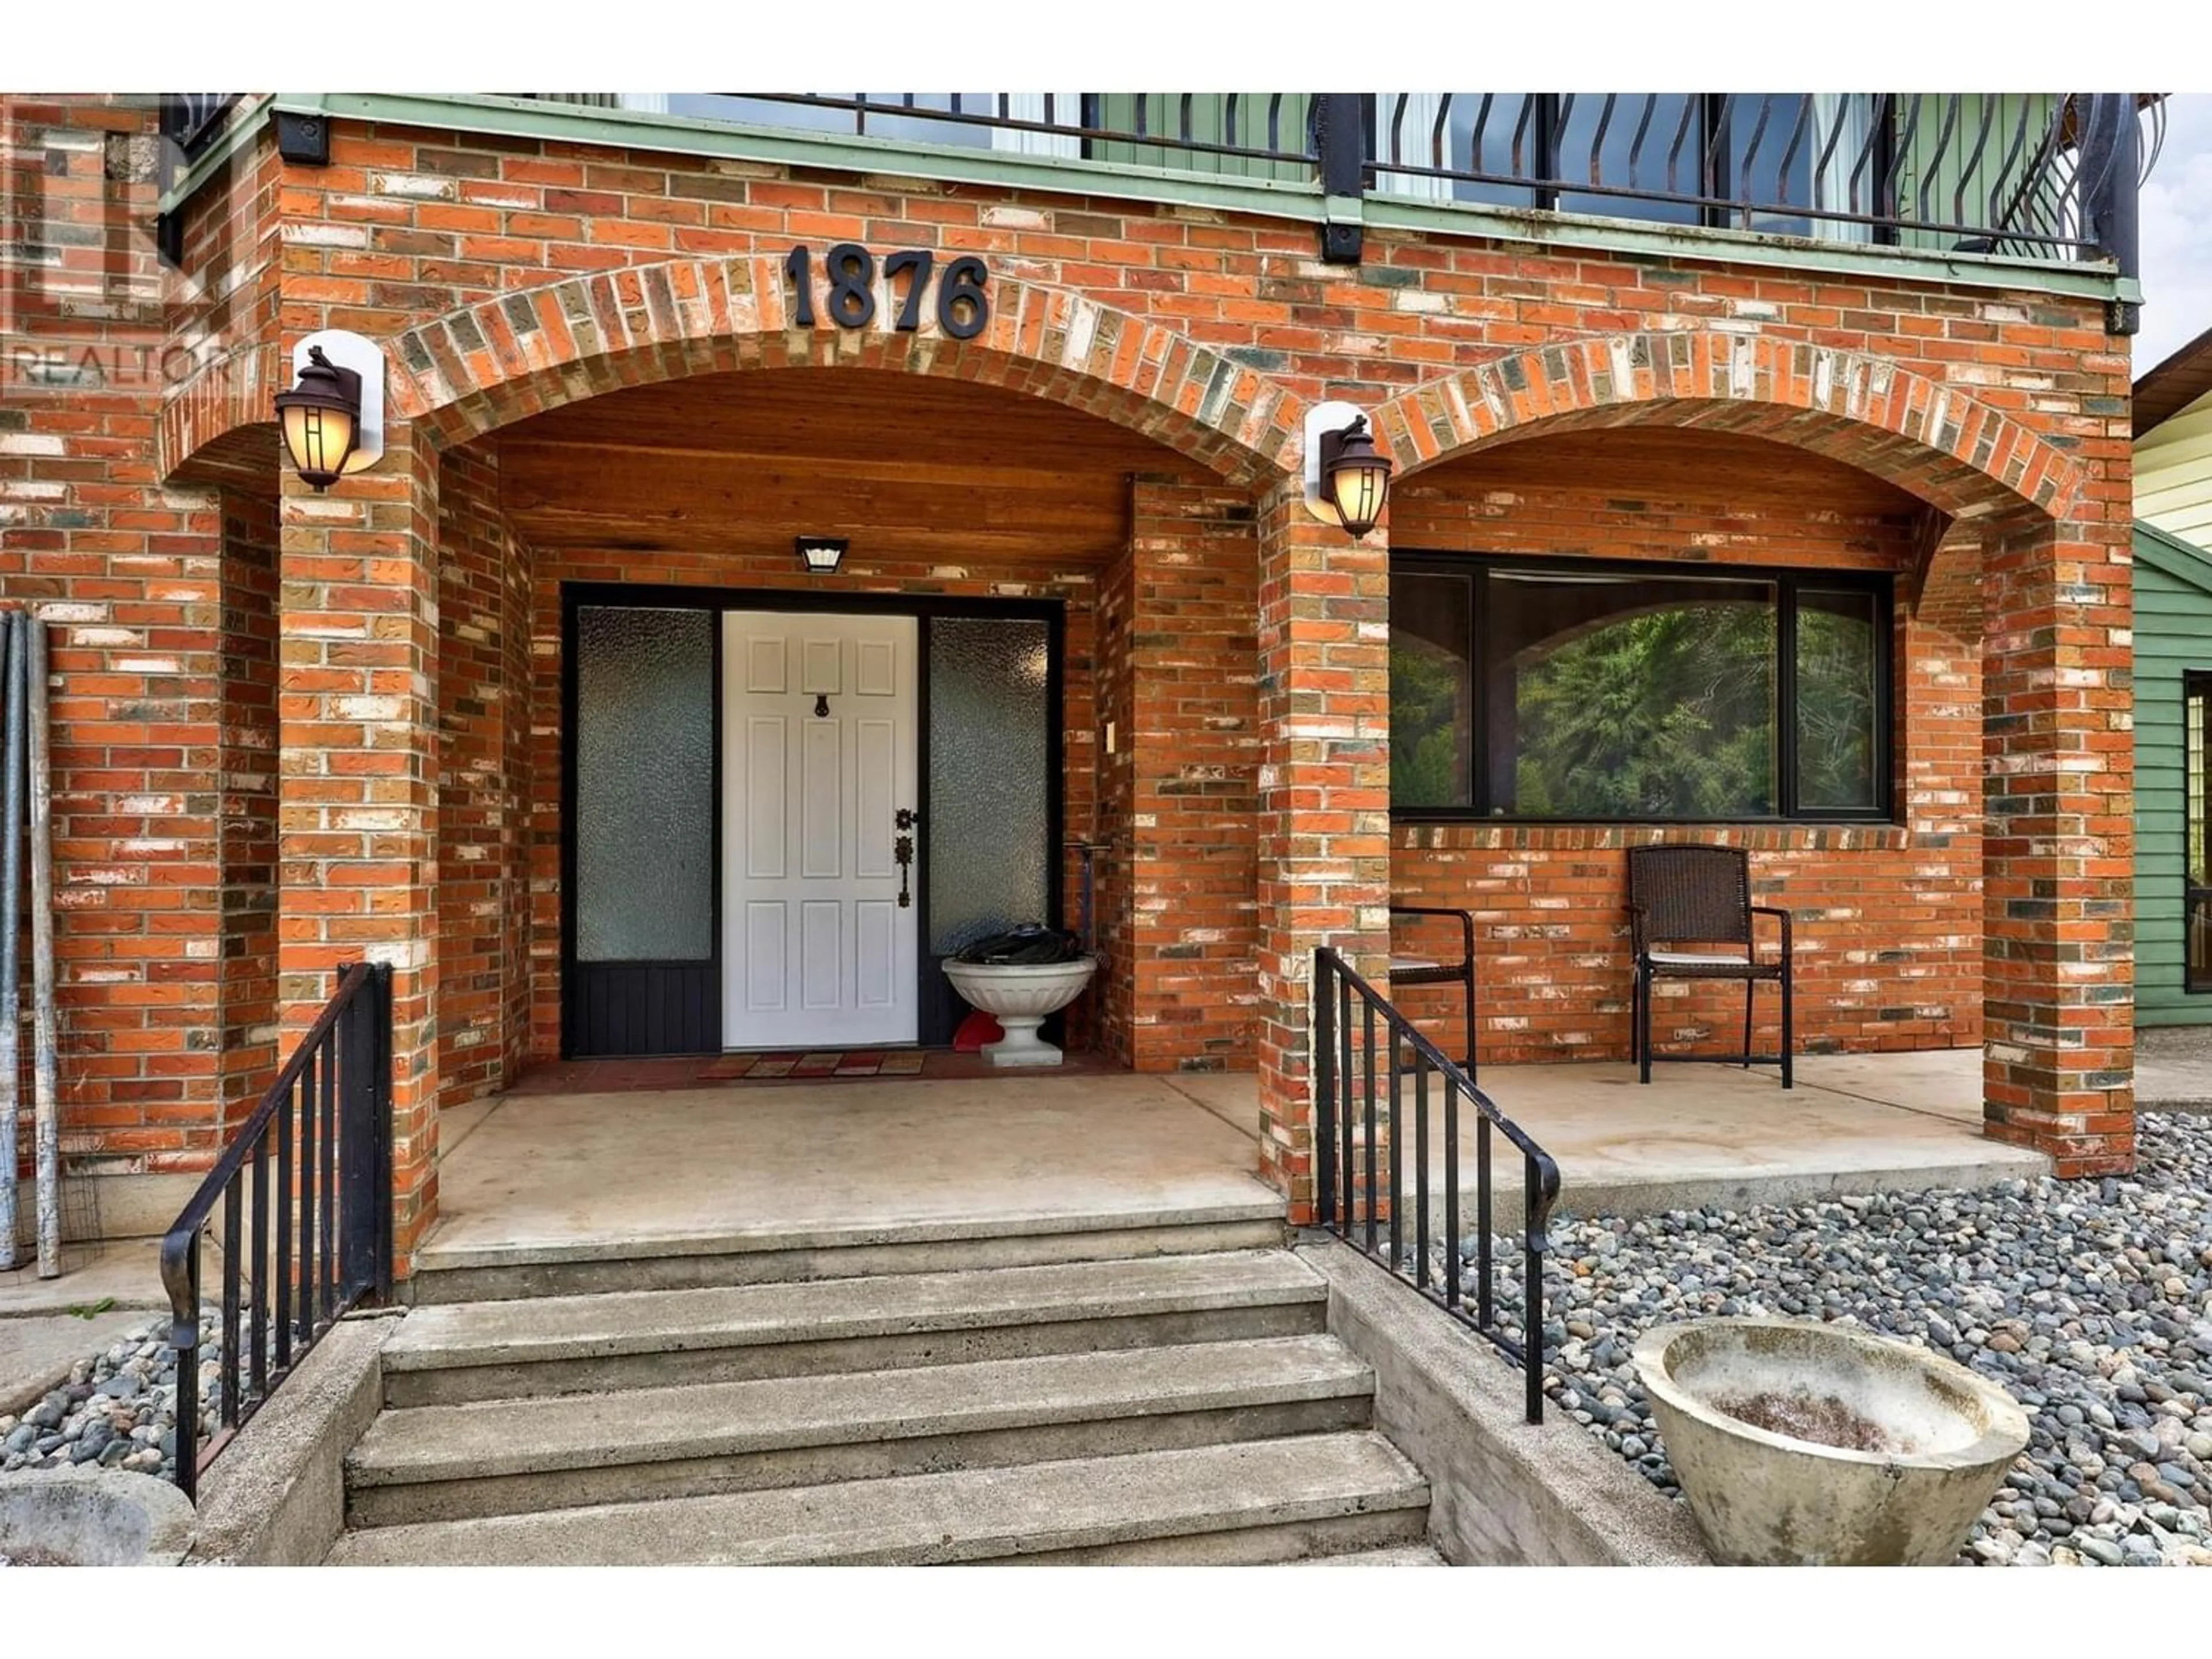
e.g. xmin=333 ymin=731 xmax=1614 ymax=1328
xmin=560 ymin=581 xmax=1066 ymax=1058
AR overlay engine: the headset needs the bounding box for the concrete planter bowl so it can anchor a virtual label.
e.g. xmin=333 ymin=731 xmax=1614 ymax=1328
xmin=1633 ymin=1317 xmax=2029 ymax=1566
xmin=941 ymin=956 xmax=1098 ymax=1067
xmin=0 ymin=1467 xmax=196 ymax=1567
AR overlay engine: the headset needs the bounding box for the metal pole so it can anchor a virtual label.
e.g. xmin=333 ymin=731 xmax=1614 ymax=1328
xmin=2082 ymin=93 xmax=2140 ymax=336
xmin=0 ymin=612 xmax=22 ymax=1271
xmin=26 ymin=615 xmax=61 ymax=1278
xmin=1314 ymin=92 xmax=1366 ymax=264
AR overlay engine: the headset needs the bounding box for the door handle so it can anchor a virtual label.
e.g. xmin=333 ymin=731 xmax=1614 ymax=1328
xmin=894 ymin=808 xmax=919 ymax=907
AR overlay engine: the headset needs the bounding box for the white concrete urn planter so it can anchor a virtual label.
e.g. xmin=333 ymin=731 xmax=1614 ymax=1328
xmin=1633 ymin=1317 xmax=2029 ymax=1566
xmin=941 ymin=956 xmax=1099 ymax=1067
xmin=0 ymin=1467 xmax=197 ymax=1566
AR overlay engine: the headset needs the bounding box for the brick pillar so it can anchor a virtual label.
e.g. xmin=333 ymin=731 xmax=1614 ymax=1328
xmin=277 ymin=422 xmax=441 ymax=1266
xmin=1253 ymin=482 xmax=1390 ymax=1219
xmin=1979 ymin=511 xmax=2133 ymax=1175
xmin=1120 ymin=478 xmax=1262 ymax=1072
xmin=434 ymin=442 xmax=532 ymax=1108
xmin=218 ymin=491 xmax=282 ymax=1137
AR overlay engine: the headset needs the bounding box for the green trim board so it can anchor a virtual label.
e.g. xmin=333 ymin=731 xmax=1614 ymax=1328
xmin=2132 ymin=520 xmax=2212 ymax=1025
xmin=217 ymin=94 xmax=2131 ymax=305
xmin=155 ymin=93 xmax=274 ymax=215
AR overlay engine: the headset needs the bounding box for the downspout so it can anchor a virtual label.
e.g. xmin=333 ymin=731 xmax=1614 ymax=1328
xmin=26 ymin=615 xmax=60 ymax=1277
xmin=1 ymin=612 xmax=22 ymax=1270
xmin=2082 ymin=93 xmax=2141 ymax=336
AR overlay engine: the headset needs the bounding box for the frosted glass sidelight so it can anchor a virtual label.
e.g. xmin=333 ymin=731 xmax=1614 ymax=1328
xmin=928 ymin=617 xmax=1051 ymax=955
xmin=575 ymin=606 xmax=714 ymax=962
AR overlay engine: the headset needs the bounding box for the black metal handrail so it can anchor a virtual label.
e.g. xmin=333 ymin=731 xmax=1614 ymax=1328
xmin=507 ymin=92 xmax=2148 ymax=281
xmin=1314 ymin=945 xmax=1560 ymax=1423
xmin=1365 ymin=93 xmax=2144 ymax=266
xmin=719 ymin=93 xmax=1317 ymax=168
xmin=159 ymin=961 xmax=393 ymax=1499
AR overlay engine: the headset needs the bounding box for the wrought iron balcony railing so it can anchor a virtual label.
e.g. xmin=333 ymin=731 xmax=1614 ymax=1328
xmin=522 ymin=92 xmax=2152 ymax=278
xmin=1365 ymin=93 xmax=2156 ymax=263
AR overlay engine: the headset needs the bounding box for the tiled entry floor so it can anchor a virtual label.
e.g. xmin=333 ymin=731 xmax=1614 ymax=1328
xmin=505 ymin=1047 xmax=1123 ymax=1095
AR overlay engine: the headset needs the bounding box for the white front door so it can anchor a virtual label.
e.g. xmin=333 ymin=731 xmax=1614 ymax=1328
xmin=721 ymin=612 xmax=919 ymax=1050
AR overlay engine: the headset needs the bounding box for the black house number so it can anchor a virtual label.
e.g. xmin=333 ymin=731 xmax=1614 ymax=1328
xmin=785 ymin=244 xmax=990 ymax=340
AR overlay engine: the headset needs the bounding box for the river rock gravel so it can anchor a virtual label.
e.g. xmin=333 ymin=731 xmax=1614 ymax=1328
xmin=1435 ymin=1109 xmax=2212 ymax=1566
xmin=0 ymin=1312 xmax=224 ymax=1491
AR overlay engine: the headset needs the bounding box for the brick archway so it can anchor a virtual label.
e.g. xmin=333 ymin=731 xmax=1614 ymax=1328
xmin=377 ymin=256 xmax=1308 ymax=485
xmin=1370 ymin=331 xmax=2082 ymax=521
xmin=158 ymin=340 xmax=285 ymax=484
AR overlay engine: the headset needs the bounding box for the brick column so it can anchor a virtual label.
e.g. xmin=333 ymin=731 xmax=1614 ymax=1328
xmin=1119 ymin=478 xmax=1262 ymax=1072
xmin=278 ymin=422 xmax=441 ymax=1265
xmin=1253 ymin=482 xmax=1390 ymax=1218
xmin=1979 ymin=511 xmax=2133 ymax=1175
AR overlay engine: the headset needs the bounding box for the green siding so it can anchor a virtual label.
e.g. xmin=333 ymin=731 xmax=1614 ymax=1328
xmin=1892 ymin=95 xmax=2061 ymax=254
xmin=2133 ymin=522 xmax=2212 ymax=1025
xmin=1089 ymin=96 xmax=1313 ymax=182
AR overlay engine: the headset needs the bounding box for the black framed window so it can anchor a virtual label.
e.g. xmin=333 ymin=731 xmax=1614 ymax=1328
xmin=1389 ymin=555 xmax=1892 ymax=823
xmin=2187 ymin=673 xmax=2212 ymax=993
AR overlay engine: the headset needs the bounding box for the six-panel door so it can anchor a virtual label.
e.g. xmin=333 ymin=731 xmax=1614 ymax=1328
xmin=721 ymin=612 xmax=919 ymax=1049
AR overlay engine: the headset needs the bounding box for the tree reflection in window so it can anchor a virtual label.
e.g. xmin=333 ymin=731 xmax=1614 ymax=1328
xmin=1500 ymin=574 xmax=1775 ymax=819
xmin=1387 ymin=557 xmax=1891 ymax=823
xmin=1390 ymin=570 xmax=1474 ymax=809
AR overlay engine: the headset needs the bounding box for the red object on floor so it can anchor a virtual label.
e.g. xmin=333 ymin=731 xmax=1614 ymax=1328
xmin=952 ymin=1009 xmax=1004 ymax=1052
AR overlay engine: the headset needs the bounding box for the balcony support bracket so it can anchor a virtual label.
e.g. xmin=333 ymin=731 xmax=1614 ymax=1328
xmin=1320 ymin=194 xmax=1364 ymax=264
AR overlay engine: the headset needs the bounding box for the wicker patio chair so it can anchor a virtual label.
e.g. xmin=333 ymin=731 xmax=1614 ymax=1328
xmin=1388 ymin=904 xmax=1476 ymax=1078
xmin=1626 ymin=844 xmax=1793 ymax=1088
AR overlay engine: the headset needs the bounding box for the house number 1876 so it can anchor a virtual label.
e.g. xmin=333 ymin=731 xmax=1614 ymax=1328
xmin=785 ymin=244 xmax=990 ymax=340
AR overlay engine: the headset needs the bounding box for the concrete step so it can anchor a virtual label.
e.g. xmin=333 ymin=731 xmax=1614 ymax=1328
xmin=1300 ymin=1543 xmax=1448 ymax=1566
xmin=407 ymin=1208 xmax=1288 ymax=1305
xmin=328 ymin=1431 xmax=1429 ymax=1566
xmin=382 ymin=1249 xmax=1329 ymax=1406
xmin=347 ymin=1333 xmax=1374 ymax=1528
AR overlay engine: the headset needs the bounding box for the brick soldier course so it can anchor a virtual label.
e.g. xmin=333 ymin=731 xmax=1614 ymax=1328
xmin=1 ymin=95 xmax=2137 ymax=1265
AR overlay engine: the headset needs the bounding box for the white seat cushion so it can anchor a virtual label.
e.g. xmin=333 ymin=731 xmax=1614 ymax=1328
xmin=1647 ymin=950 xmax=1749 ymax=967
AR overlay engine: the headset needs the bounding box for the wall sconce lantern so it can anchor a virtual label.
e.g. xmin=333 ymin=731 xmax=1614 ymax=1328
xmin=275 ymin=330 xmax=384 ymax=491
xmin=1303 ymin=402 xmax=1394 ymax=539
xmin=796 ymin=537 xmax=849 ymax=575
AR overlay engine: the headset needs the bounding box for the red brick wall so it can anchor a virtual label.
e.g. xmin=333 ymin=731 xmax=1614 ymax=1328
xmin=217 ymin=491 xmax=279 ymax=1135
xmin=434 ymin=444 xmax=532 ymax=1104
xmin=2 ymin=96 xmax=238 ymax=1180
xmin=0 ymin=95 xmax=2140 ymax=1200
xmin=1093 ymin=533 xmax=1138 ymax=1067
xmin=1120 ymin=478 xmax=1261 ymax=1071
xmin=1383 ymin=443 xmax=1984 ymax=1064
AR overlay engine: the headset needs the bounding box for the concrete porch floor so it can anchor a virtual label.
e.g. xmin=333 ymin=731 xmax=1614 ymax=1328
xmin=1469 ymin=1048 xmax=2045 ymax=1217
xmin=424 ymin=1047 xmax=2044 ymax=1262
xmin=423 ymin=1072 xmax=1279 ymax=1268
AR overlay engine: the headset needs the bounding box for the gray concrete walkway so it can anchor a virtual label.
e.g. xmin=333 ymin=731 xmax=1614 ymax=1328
xmin=1477 ymin=1049 xmax=2044 ymax=1216
xmin=2137 ymin=1026 xmax=2212 ymax=1110
xmin=425 ymin=1073 xmax=1281 ymax=1266
xmin=1300 ymin=1047 xmax=2045 ymax=1221
xmin=1 ymin=1242 xmax=172 ymax=1417
xmin=427 ymin=1046 xmax=2061 ymax=1262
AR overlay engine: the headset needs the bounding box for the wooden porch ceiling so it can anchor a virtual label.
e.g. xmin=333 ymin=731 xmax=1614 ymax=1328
xmin=490 ymin=373 xmax=1924 ymax=566
xmin=492 ymin=368 xmax=1207 ymax=566
xmin=1402 ymin=428 xmax=1926 ymax=517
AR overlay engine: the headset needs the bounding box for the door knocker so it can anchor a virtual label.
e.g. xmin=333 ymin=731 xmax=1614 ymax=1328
xmin=813 ymin=694 xmax=830 ymax=718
